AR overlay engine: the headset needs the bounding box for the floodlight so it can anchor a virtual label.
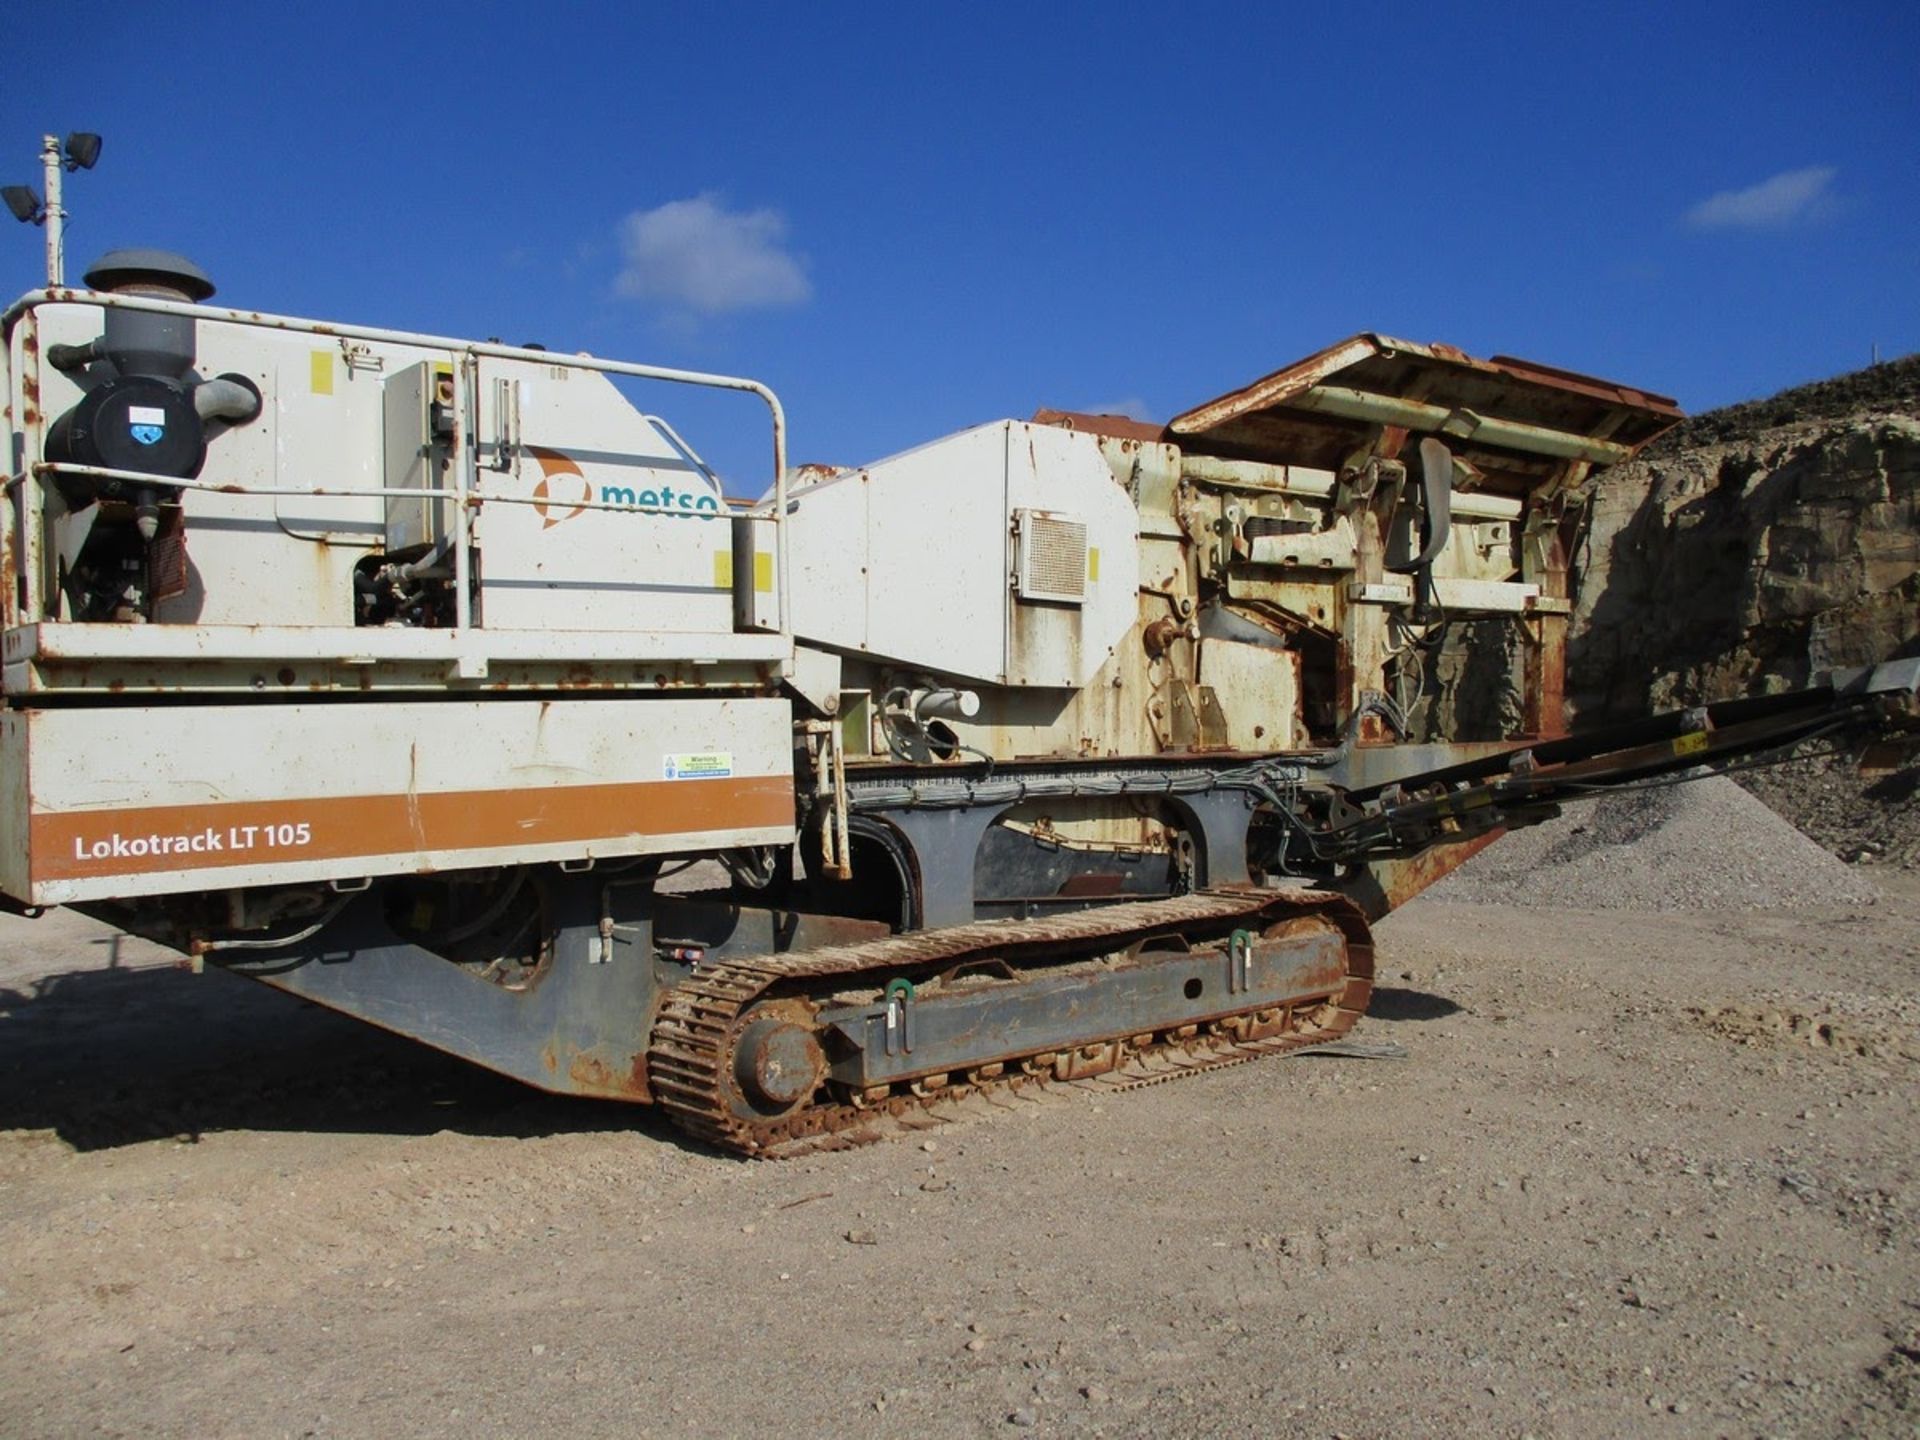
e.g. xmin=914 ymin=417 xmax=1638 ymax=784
xmin=63 ymin=133 xmax=102 ymax=171
xmin=2 ymin=185 xmax=43 ymax=224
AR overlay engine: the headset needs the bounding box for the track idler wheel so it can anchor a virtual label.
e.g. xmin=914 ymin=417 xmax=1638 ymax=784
xmin=732 ymin=1012 xmax=828 ymax=1114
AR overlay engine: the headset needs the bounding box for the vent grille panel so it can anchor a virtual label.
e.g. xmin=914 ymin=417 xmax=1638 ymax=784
xmin=1016 ymin=510 xmax=1088 ymax=604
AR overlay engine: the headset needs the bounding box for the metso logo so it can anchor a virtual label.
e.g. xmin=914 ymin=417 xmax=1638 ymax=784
xmin=530 ymin=446 xmax=721 ymax=529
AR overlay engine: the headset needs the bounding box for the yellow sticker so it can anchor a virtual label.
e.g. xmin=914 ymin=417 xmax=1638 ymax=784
xmin=713 ymin=552 xmax=774 ymax=593
xmin=310 ymin=350 xmax=335 ymax=396
xmin=1674 ymin=731 xmax=1709 ymax=757
xmin=1087 ymin=547 xmax=1100 ymax=583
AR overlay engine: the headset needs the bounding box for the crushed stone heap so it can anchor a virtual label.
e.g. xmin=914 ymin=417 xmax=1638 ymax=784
xmin=1428 ymin=353 xmax=1918 ymax=870
xmin=1428 ymin=773 xmax=1880 ymax=911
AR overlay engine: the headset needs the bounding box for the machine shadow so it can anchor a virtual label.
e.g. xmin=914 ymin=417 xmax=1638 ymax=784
xmin=0 ymin=954 xmax=680 ymax=1153
xmin=1364 ymin=985 xmax=1463 ymax=1022
xmin=0 ymin=957 xmax=1464 ymax=1155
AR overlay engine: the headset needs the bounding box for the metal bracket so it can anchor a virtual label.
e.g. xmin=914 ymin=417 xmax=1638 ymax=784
xmin=339 ymin=338 xmax=385 ymax=374
xmin=1228 ymin=928 xmax=1252 ymax=995
xmin=883 ymin=977 xmax=915 ymax=1057
xmin=803 ymin=718 xmax=853 ymax=881
xmin=488 ymin=375 xmax=521 ymax=473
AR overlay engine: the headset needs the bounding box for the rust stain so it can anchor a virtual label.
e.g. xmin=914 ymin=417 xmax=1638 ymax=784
xmin=1343 ymin=829 xmax=1507 ymax=920
xmin=568 ymin=1053 xmax=613 ymax=1089
xmin=565 ymin=1049 xmax=650 ymax=1102
xmin=1523 ymin=613 xmax=1569 ymax=740
xmin=405 ymin=742 xmax=426 ymax=852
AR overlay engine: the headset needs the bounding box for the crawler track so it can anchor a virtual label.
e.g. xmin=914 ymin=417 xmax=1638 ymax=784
xmin=647 ymin=890 xmax=1373 ymax=1157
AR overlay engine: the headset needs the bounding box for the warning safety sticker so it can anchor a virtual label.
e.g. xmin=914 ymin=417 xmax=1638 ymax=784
xmin=663 ymin=751 xmax=733 ymax=780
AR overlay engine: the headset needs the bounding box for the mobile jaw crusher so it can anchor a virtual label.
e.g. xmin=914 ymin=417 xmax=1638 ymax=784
xmin=4 ymin=252 xmax=1911 ymax=1154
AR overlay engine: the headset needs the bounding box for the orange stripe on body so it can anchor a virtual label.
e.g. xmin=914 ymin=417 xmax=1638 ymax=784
xmin=31 ymin=775 xmax=795 ymax=883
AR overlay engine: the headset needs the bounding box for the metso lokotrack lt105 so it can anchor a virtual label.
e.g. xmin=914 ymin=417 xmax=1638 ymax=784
xmin=4 ymin=251 xmax=1913 ymax=1154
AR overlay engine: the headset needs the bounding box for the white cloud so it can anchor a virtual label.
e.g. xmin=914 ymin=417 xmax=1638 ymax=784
xmin=615 ymin=194 xmax=810 ymax=314
xmin=1684 ymin=167 xmax=1837 ymax=231
xmin=1077 ymin=397 xmax=1156 ymax=422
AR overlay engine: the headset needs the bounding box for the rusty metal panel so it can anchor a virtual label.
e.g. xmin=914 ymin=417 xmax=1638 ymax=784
xmin=1167 ymin=333 xmax=1681 ymax=496
xmin=1524 ymin=612 xmax=1570 ymax=740
xmin=1338 ymin=829 xmax=1508 ymax=920
xmin=1198 ymin=638 xmax=1301 ymax=750
xmin=1029 ymin=407 xmax=1167 ymax=443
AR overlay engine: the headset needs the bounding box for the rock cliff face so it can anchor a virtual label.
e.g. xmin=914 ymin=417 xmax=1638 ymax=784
xmin=1571 ymin=358 xmax=1920 ymax=722
xmin=1568 ymin=356 xmax=1920 ymax=866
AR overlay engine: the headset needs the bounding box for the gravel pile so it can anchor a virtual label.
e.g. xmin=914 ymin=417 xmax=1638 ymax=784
xmin=1734 ymin=741 xmax=1920 ymax=869
xmin=1428 ymin=772 xmax=1880 ymax=911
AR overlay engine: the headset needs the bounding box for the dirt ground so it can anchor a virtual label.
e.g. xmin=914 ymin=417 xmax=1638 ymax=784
xmin=2 ymin=877 xmax=1917 ymax=1439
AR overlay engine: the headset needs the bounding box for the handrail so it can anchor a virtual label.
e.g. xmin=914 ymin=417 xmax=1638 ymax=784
xmin=24 ymin=462 xmax=752 ymax=520
xmin=6 ymin=288 xmax=791 ymax=641
xmin=641 ymin=413 xmax=725 ymax=492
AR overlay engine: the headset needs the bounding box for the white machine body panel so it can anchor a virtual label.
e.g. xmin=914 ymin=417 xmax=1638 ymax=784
xmin=467 ymin=364 xmax=735 ymax=633
xmin=15 ymin=301 xmax=739 ymax=638
xmin=782 ymin=421 xmax=1138 ymax=688
xmin=0 ymin=697 xmax=795 ymax=905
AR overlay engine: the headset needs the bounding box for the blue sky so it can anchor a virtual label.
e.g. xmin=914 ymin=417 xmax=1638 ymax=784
xmin=4 ymin=3 xmax=1915 ymax=486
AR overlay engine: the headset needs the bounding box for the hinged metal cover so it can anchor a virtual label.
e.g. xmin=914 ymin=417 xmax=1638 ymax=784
xmin=1166 ymin=333 xmax=1683 ymax=497
xmin=1015 ymin=509 xmax=1087 ymax=605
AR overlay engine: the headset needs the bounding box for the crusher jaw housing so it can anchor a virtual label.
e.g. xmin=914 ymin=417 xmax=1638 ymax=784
xmin=3 ymin=263 xmax=1914 ymax=1154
